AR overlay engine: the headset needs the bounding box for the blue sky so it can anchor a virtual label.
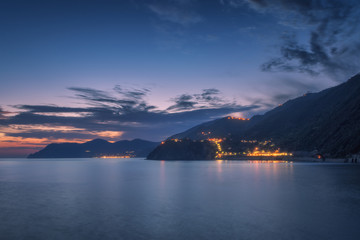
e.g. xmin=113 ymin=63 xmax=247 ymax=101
xmin=1 ymin=0 xmax=359 ymax=156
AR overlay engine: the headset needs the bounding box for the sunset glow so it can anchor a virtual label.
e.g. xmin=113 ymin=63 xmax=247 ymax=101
xmin=0 ymin=124 xmax=124 ymax=156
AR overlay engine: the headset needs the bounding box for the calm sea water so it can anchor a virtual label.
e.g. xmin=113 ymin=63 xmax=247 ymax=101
xmin=0 ymin=158 xmax=360 ymax=240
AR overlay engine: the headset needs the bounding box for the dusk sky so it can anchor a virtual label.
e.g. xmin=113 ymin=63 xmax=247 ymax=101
xmin=1 ymin=0 xmax=360 ymax=157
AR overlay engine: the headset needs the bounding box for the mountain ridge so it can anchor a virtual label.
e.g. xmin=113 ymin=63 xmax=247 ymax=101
xmin=148 ymin=74 xmax=360 ymax=159
xmin=28 ymin=138 xmax=160 ymax=158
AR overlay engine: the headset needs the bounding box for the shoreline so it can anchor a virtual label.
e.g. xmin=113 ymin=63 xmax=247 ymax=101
xmin=146 ymin=157 xmax=350 ymax=163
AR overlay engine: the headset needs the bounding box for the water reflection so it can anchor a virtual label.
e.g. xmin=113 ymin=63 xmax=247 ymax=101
xmin=160 ymin=160 xmax=166 ymax=188
xmin=247 ymin=160 xmax=293 ymax=163
xmin=216 ymin=160 xmax=223 ymax=172
xmin=0 ymin=159 xmax=359 ymax=240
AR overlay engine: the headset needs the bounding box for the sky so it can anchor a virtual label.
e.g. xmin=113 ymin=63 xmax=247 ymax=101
xmin=1 ymin=0 xmax=360 ymax=157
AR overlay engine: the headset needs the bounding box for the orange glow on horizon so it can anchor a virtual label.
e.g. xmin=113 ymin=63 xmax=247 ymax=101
xmin=0 ymin=136 xmax=92 ymax=148
xmin=98 ymin=155 xmax=131 ymax=159
xmin=3 ymin=125 xmax=86 ymax=133
xmin=93 ymin=131 xmax=124 ymax=138
xmin=0 ymin=124 xmax=125 ymax=156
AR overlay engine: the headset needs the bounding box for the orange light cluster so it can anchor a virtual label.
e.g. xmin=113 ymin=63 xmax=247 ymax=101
xmin=246 ymin=152 xmax=292 ymax=157
xmin=246 ymin=149 xmax=293 ymax=157
xmin=208 ymin=138 xmax=224 ymax=158
xmin=201 ymin=131 xmax=211 ymax=135
xmin=208 ymin=138 xmax=293 ymax=160
xmin=227 ymin=116 xmax=250 ymax=121
xmin=221 ymin=152 xmax=238 ymax=156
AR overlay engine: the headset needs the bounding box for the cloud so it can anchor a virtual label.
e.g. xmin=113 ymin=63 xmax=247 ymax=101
xmin=113 ymin=86 xmax=150 ymax=100
xmin=67 ymin=86 xmax=157 ymax=113
xmin=0 ymin=106 xmax=12 ymax=119
xmin=223 ymin=0 xmax=360 ymax=80
xmin=15 ymin=105 xmax=91 ymax=113
xmin=0 ymin=107 xmax=4 ymax=119
xmin=271 ymin=93 xmax=295 ymax=103
xmin=144 ymin=1 xmax=204 ymax=50
xmin=167 ymin=88 xmax=236 ymax=111
xmin=0 ymin=87 xmax=259 ymax=149
xmin=274 ymin=80 xmax=318 ymax=101
xmin=268 ymin=76 xmax=323 ymax=103
xmin=167 ymin=94 xmax=197 ymax=111
xmin=195 ymin=88 xmax=223 ymax=105
xmin=277 ymin=77 xmax=321 ymax=93
xmin=148 ymin=1 xmax=202 ymax=26
xmin=220 ymin=0 xmax=245 ymax=8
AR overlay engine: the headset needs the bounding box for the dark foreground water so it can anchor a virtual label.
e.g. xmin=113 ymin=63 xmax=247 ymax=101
xmin=1 ymin=159 xmax=360 ymax=240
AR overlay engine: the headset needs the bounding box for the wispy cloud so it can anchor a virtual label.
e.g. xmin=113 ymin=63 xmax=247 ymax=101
xmin=0 ymin=86 xmax=259 ymax=156
xmin=222 ymin=0 xmax=360 ymax=81
xmin=167 ymin=88 xmax=227 ymax=111
xmin=0 ymin=107 xmax=5 ymax=119
xmin=148 ymin=1 xmax=202 ymax=26
xmin=144 ymin=0 xmax=206 ymax=50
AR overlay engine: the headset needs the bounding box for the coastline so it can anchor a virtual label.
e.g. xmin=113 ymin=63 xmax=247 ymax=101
xmin=147 ymin=157 xmax=349 ymax=163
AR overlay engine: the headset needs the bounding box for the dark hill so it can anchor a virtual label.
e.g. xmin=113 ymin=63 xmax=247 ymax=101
xmin=244 ymin=74 xmax=360 ymax=156
xmin=148 ymin=74 xmax=360 ymax=159
xmin=28 ymin=139 xmax=160 ymax=158
xmin=170 ymin=117 xmax=251 ymax=140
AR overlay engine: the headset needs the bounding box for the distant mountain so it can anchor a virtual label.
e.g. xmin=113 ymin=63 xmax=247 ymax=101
xmin=243 ymin=74 xmax=360 ymax=156
xmin=148 ymin=74 xmax=360 ymax=159
xmin=28 ymin=139 xmax=160 ymax=158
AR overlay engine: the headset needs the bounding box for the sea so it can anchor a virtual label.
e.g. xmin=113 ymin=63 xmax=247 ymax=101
xmin=0 ymin=158 xmax=360 ymax=240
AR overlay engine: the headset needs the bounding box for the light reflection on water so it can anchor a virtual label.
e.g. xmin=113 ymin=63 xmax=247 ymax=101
xmin=0 ymin=158 xmax=359 ymax=240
